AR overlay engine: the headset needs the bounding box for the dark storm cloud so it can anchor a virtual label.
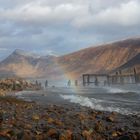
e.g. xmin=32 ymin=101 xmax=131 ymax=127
xmin=0 ymin=0 xmax=140 ymax=59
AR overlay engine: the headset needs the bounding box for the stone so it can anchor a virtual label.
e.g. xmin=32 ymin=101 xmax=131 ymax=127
xmin=119 ymin=135 xmax=131 ymax=140
xmin=54 ymin=120 xmax=63 ymax=127
xmin=0 ymin=136 xmax=10 ymax=140
xmin=106 ymin=115 xmax=115 ymax=122
xmin=72 ymin=133 xmax=84 ymax=140
xmin=112 ymin=131 xmax=118 ymax=137
xmin=132 ymin=134 xmax=137 ymax=140
xmin=133 ymin=121 xmax=140 ymax=127
xmin=0 ymin=113 xmax=3 ymax=124
xmin=22 ymin=131 xmax=33 ymax=140
xmin=135 ymin=132 xmax=140 ymax=139
xmin=32 ymin=115 xmax=40 ymax=121
xmin=24 ymin=124 xmax=32 ymax=129
xmin=94 ymin=121 xmax=105 ymax=133
xmin=59 ymin=130 xmax=72 ymax=140
xmin=82 ymin=130 xmax=92 ymax=140
xmin=47 ymin=128 xmax=58 ymax=137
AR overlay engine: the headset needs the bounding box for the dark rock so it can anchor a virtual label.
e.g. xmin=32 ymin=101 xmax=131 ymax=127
xmin=0 ymin=136 xmax=10 ymax=140
xmin=132 ymin=134 xmax=138 ymax=140
xmin=106 ymin=115 xmax=115 ymax=122
xmin=95 ymin=121 xmax=105 ymax=133
xmin=0 ymin=96 xmax=140 ymax=140
xmin=133 ymin=121 xmax=140 ymax=127
xmin=119 ymin=135 xmax=131 ymax=140
xmin=112 ymin=131 xmax=118 ymax=137
xmin=0 ymin=113 xmax=3 ymax=123
xmin=59 ymin=130 xmax=72 ymax=140
xmin=72 ymin=133 xmax=84 ymax=140
xmin=16 ymin=131 xmax=24 ymax=139
xmin=47 ymin=128 xmax=58 ymax=138
xmin=82 ymin=130 xmax=92 ymax=139
xmin=135 ymin=132 xmax=140 ymax=139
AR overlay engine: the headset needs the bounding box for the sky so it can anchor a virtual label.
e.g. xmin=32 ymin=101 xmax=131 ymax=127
xmin=0 ymin=0 xmax=140 ymax=60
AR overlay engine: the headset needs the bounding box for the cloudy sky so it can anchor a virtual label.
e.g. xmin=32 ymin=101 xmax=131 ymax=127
xmin=0 ymin=0 xmax=140 ymax=59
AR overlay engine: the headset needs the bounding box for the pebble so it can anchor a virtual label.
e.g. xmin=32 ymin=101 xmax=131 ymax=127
xmin=119 ymin=135 xmax=131 ymax=140
xmin=0 ymin=96 xmax=139 ymax=140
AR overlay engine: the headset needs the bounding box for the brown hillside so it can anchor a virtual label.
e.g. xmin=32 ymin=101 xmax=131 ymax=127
xmin=112 ymin=53 xmax=140 ymax=75
xmin=58 ymin=38 xmax=140 ymax=78
xmin=0 ymin=38 xmax=140 ymax=79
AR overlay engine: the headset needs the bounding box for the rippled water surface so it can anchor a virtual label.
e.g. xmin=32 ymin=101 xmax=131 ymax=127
xmin=15 ymin=84 xmax=140 ymax=116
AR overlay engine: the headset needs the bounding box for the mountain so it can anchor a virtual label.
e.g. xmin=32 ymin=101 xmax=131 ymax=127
xmin=11 ymin=49 xmax=41 ymax=58
xmin=112 ymin=53 xmax=140 ymax=75
xmin=0 ymin=49 xmax=57 ymax=78
xmin=57 ymin=38 xmax=140 ymax=78
xmin=0 ymin=38 xmax=140 ymax=79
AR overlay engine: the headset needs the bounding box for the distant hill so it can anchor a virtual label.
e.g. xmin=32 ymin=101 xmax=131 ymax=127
xmin=58 ymin=38 xmax=140 ymax=78
xmin=0 ymin=49 xmax=58 ymax=78
xmin=0 ymin=38 xmax=140 ymax=79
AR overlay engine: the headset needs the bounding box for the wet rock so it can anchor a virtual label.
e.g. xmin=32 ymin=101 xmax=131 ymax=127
xmin=134 ymin=132 xmax=140 ymax=139
xmin=0 ymin=113 xmax=3 ymax=124
xmin=133 ymin=121 xmax=140 ymax=127
xmin=0 ymin=96 xmax=140 ymax=140
xmin=82 ymin=130 xmax=93 ymax=140
xmin=112 ymin=131 xmax=118 ymax=137
xmin=16 ymin=131 xmax=24 ymax=140
xmin=0 ymin=136 xmax=10 ymax=140
xmin=32 ymin=114 xmax=40 ymax=121
xmin=119 ymin=135 xmax=131 ymax=140
xmin=46 ymin=128 xmax=58 ymax=138
xmin=47 ymin=117 xmax=54 ymax=124
xmin=77 ymin=113 xmax=87 ymax=121
xmin=72 ymin=133 xmax=84 ymax=140
xmin=24 ymin=124 xmax=32 ymax=130
xmin=0 ymin=129 xmax=12 ymax=138
xmin=0 ymin=78 xmax=42 ymax=96
xmin=117 ymin=131 xmax=122 ymax=136
xmin=94 ymin=121 xmax=105 ymax=133
xmin=124 ymin=125 xmax=129 ymax=131
xmin=53 ymin=119 xmax=64 ymax=127
xmin=59 ymin=130 xmax=72 ymax=140
xmin=22 ymin=131 xmax=33 ymax=140
xmin=111 ymin=112 xmax=117 ymax=115
xmin=132 ymin=134 xmax=138 ymax=140
xmin=106 ymin=115 xmax=115 ymax=122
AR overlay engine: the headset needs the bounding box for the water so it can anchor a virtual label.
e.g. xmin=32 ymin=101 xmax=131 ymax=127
xmin=15 ymin=84 xmax=140 ymax=116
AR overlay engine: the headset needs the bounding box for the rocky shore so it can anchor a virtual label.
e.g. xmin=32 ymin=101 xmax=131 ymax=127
xmin=0 ymin=78 xmax=42 ymax=96
xmin=0 ymin=96 xmax=140 ymax=140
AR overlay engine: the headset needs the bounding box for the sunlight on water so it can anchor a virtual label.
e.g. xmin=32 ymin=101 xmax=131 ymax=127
xmin=60 ymin=94 xmax=139 ymax=115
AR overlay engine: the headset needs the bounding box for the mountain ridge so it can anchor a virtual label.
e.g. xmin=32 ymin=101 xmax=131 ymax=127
xmin=57 ymin=38 xmax=140 ymax=77
xmin=0 ymin=38 xmax=140 ymax=79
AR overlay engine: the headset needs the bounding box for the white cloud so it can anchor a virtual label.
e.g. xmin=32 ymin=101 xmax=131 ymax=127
xmin=73 ymin=0 xmax=140 ymax=28
xmin=0 ymin=0 xmax=139 ymax=28
xmin=33 ymin=49 xmax=58 ymax=56
xmin=0 ymin=2 xmax=83 ymax=26
xmin=0 ymin=48 xmax=9 ymax=51
xmin=0 ymin=0 xmax=139 ymax=57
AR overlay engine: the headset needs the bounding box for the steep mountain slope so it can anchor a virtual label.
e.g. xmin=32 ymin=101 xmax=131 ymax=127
xmin=112 ymin=53 xmax=140 ymax=74
xmin=0 ymin=49 xmax=57 ymax=78
xmin=58 ymin=38 xmax=140 ymax=77
xmin=0 ymin=38 xmax=140 ymax=79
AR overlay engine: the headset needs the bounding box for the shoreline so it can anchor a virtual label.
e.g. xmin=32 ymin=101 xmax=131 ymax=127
xmin=0 ymin=96 xmax=140 ymax=140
